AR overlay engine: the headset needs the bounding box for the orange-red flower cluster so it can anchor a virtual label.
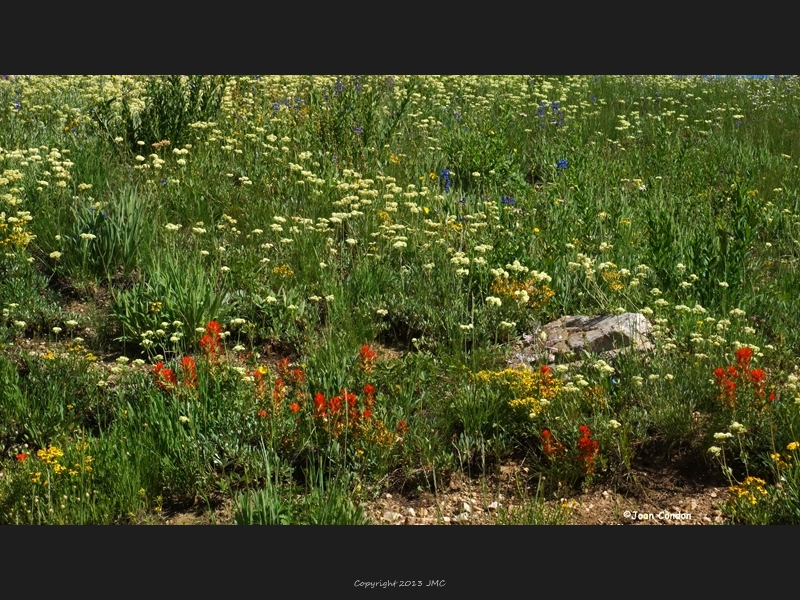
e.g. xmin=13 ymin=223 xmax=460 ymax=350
xmin=541 ymin=426 xmax=598 ymax=474
xmin=577 ymin=424 xmax=599 ymax=473
xmin=153 ymin=361 xmax=178 ymax=391
xmin=252 ymin=368 xmax=269 ymax=399
xmin=268 ymin=359 xmax=306 ymax=408
xmin=180 ymin=356 xmax=198 ymax=388
xmin=358 ymin=345 xmax=378 ymax=373
xmin=541 ymin=429 xmax=566 ymax=458
xmin=313 ymin=388 xmax=373 ymax=425
xmin=363 ymin=384 xmax=375 ymax=419
xmin=713 ymin=347 xmax=773 ymax=407
xmin=199 ymin=320 xmax=223 ymax=361
xmin=736 ymin=347 xmax=753 ymax=370
xmin=713 ymin=366 xmax=739 ymax=406
xmin=153 ymin=357 xmax=199 ymax=392
xmin=16 ymin=452 xmax=28 ymax=462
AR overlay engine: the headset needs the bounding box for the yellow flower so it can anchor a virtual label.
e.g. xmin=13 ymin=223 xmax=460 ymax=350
xmin=788 ymin=441 xmax=799 ymax=451
xmin=37 ymin=445 xmax=65 ymax=465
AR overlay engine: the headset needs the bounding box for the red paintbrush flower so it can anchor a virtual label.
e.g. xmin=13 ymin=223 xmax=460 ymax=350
xmin=180 ymin=356 xmax=198 ymax=388
xmin=735 ymin=347 xmax=753 ymax=370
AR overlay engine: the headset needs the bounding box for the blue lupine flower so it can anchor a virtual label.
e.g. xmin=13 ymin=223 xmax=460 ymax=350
xmin=353 ymin=126 xmax=363 ymax=135
xmin=501 ymin=196 xmax=515 ymax=205
xmin=440 ymin=169 xmax=452 ymax=193
xmin=459 ymin=197 xmax=466 ymax=204
xmin=557 ymin=159 xmax=568 ymax=170
xmin=334 ymin=78 xmax=344 ymax=95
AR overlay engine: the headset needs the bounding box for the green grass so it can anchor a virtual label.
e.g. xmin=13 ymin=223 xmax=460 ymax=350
xmin=2 ymin=75 xmax=800 ymax=524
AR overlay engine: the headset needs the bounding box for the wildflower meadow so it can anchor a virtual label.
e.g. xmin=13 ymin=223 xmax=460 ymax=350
xmin=2 ymin=75 xmax=800 ymax=524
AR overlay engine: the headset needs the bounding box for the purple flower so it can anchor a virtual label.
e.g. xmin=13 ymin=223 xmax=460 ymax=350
xmin=537 ymin=102 xmax=546 ymax=117
xmin=556 ymin=159 xmax=568 ymax=170
xmin=440 ymin=169 xmax=452 ymax=193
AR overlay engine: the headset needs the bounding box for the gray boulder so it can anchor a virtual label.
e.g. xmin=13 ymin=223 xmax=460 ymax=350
xmin=511 ymin=313 xmax=653 ymax=366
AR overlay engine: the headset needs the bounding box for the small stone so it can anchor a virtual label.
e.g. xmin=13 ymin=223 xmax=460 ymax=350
xmin=407 ymin=507 xmax=416 ymax=517
xmin=385 ymin=493 xmax=393 ymax=499
xmin=703 ymin=516 xmax=712 ymax=523
xmin=487 ymin=501 xmax=500 ymax=512
xmin=461 ymin=502 xmax=472 ymax=514
xmin=690 ymin=500 xmax=698 ymax=510
xmin=442 ymin=516 xmax=451 ymax=524
xmin=382 ymin=511 xmax=402 ymax=523
xmin=710 ymin=492 xmax=717 ymax=498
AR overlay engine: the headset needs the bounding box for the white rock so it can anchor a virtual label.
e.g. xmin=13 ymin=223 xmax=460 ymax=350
xmin=382 ymin=511 xmax=403 ymax=523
